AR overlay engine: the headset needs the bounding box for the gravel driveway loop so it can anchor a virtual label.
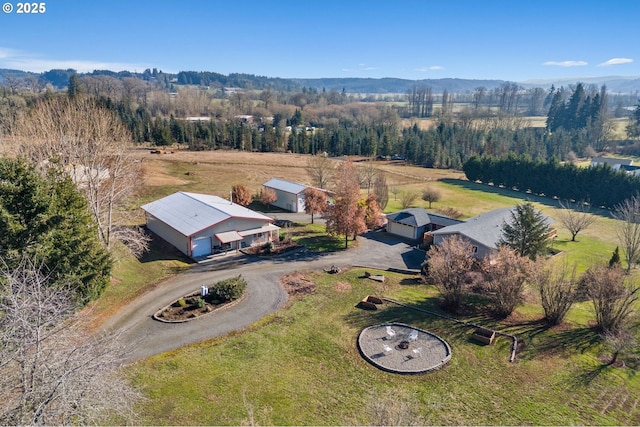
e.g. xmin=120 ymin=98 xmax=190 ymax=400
xmin=102 ymin=231 xmax=424 ymax=363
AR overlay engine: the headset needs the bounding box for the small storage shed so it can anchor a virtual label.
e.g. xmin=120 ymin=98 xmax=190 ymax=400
xmin=141 ymin=192 xmax=278 ymax=259
xmin=262 ymin=178 xmax=308 ymax=212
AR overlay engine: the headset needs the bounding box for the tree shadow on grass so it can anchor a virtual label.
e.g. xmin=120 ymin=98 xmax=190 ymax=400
xmin=516 ymin=326 xmax=601 ymax=361
xmin=344 ymin=293 xmax=495 ymax=344
xmin=399 ymin=277 xmax=424 ymax=286
xmin=439 ymin=178 xmax=614 ymax=219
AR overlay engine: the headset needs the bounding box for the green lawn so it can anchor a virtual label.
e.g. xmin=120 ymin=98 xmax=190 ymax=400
xmin=290 ymin=222 xmax=351 ymax=251
xmin=129 ymin=268 xmax=640 ymax=425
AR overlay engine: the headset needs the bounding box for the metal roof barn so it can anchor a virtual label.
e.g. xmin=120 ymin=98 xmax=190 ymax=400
xmin=141 ymin=192 xmax=277 ymax=259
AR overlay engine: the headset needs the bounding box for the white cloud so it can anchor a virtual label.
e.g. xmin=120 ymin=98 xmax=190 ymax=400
xmin=342 ymin=64 xmax=376 ymax=73
xmin=0 ymin=47 xmax=19 ymax=59
xmin=0 ymin=46 xmax=150 ymax=73
xmin=598 ymin=57 xmax=633 ymax=67
xmin=543 ymin=60 xmax=588 ymax=67
xmin=416 ymin=66 xmax=444 ymax=72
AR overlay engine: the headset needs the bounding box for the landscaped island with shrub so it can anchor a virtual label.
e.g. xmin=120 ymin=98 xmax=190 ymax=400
xmin=154 ymin=275 xmax=247 ymax=322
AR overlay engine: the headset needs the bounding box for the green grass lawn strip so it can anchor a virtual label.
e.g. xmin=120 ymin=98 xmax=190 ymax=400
xmin=129 ymin=268 xmax=640 ymax=425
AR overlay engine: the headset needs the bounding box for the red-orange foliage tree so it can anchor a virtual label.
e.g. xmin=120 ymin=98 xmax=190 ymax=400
xmin=259 ymin=187 xmax=277 ymax=210
xmin=324 ymin=160 xmax=366 ymax=248
xmin=361 ymin=194 xmax=386 ymax=229
xmin=232 ymin=184 xmax=252 ymax=206
xmin=302 ymin=187 xmax=327 ymax=224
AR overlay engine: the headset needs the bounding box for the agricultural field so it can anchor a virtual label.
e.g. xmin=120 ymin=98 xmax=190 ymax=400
xmin=100 ymin=150 xmax=638 ymax=425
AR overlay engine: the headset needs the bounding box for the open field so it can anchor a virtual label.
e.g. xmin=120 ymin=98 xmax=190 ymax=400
xmin=95 ymin=150 xmax=640 ymax=425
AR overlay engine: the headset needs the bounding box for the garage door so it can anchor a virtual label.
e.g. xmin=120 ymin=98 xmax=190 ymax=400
xmin=388 ymin=222 xmax=416 ymax=239
xmin=191 ymin=237 xmax=212 ymax=257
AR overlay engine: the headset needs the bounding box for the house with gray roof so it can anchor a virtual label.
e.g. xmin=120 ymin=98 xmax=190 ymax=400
xmin=428 ymin=207 xmax=554 ymax=259
xmin=262 ymin=178 xmax=309 ymax=212
xmin=141 ymin=192 xmax=279 ymax=259
xmin=386 ymin=208 xmax=462 ymax=241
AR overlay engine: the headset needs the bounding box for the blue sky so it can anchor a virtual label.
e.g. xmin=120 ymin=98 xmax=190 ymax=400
xmin=0 ymin=0 xmax=638 ymax=82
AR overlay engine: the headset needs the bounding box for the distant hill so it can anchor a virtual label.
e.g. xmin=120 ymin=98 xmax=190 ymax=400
xmin=291 ymin=77 xmax=508 ymax=94
xmin=520 ymin=76 xmax=640 ymax=93
xmin=1 ymin=68 xmax=639 ymax=94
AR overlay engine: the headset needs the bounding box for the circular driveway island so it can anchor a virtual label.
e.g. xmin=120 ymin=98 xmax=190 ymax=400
xmin=357 ymin=323 xmax=451 ymax=374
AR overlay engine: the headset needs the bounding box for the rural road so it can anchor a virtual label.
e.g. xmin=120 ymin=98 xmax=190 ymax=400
xmin=101 ymin=231 xmax=425 ymax=363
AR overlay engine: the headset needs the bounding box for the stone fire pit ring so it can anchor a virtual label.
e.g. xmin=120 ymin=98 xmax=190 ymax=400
xmin=357 ymin=323 xmax=451 ymax=374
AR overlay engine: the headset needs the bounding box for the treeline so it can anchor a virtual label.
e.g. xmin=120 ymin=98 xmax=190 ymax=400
xmin=463 ymin=154 xmax=640 ymax=209
xmin=547 ymin=83 xmax=607 ymax=132
xmin=546 ymin=83 xmax=609 ymax=150
xmin=97 ymin=95 xmax=601 ymax=166
xmin=175 ymin=71 xmax=299 ymax=91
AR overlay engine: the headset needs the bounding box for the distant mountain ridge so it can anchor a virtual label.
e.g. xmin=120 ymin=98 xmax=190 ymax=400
xmin=1 ymin=68 xmax=639 ymax=94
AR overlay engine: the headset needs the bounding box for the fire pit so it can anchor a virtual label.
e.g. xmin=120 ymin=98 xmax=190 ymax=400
xmin=357 ymin=323 xmax=452 ymax=374
xmin=397 ymin=340 xmax=410 ymax=350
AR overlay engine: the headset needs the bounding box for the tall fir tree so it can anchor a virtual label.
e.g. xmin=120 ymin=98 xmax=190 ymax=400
xmin=500 ymin=203 xmax=552 ymax=260
xmin=0 ymin=158 xmax=111 ymax=305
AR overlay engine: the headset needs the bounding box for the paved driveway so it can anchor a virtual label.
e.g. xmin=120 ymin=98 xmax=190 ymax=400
xmin=103 ymin=231 xmax=424 ymax=362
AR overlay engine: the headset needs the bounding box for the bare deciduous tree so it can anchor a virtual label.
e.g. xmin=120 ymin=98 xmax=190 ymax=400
xmin=372 ymin=173 xmax=389 ymax=210
xmin=533 ymin=260 xmax=577 ymax=326
xmin=0 ymin=257 xmax=141 ymax=425
xmin=613 ymin=195 xmax=640 ymax=271
xmin=306 ymin=153 xmax=335 ymax=189
xmin=13 ymin=96 xmax=149 ymax=256
xmin=390 ymin=185 xmax=401 ymax=201
xmin=556 ymin=200 xmax=597 ymax=242
xmin=357 ymin=159 xmax=378 ymax=193
xmin=424 ymin=235 xmax=475 ymax=312
xmin=400 ymin=191 xmax=419 ymax=209
xmin=482 ymin=246 xmax=533 ymax=318
xmin=421 ymin=186 xmax=442 ymax=209
xmin=579 ymin=264 xmax=639 ymax=333
xmin=601 ymin=329 xmax=637 ymax=366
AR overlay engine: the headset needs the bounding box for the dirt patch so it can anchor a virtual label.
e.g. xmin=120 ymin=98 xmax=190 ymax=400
xmin=334 ymin=281 xmax=352 ymax=293
xmin=280 ymin=273 xmax=316 ymax=297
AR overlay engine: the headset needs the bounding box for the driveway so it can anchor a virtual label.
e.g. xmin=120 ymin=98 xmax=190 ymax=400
xmin=103 ymin=231 xmax=424 ymax=362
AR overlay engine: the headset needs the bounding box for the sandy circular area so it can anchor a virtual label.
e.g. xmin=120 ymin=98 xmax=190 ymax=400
xmin=357 ymin=323 xmax=451 ymax=374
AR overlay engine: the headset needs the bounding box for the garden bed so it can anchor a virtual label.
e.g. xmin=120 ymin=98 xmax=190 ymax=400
xmin=153 ymin=275 xmax=247 ymax=323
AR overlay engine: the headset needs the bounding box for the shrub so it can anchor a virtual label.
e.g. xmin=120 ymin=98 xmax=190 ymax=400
xmin=209 ymin=275 xmax=247 ymax=301
xmin=175 ymin=298 xmax=187 ymax=308
xmin=194 ymin=297 xmax=206 ymax=309
xmin=436 ymin=207 xmax=463 ymax=219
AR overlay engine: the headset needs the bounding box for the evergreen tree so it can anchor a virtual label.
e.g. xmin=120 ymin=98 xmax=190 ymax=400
xmin=67 ymin=73 xmax=81 ymax=99
xmin=546 ymin=90 xmax=564 ymax=132
xmin=500 ymin=203 xmax=552 ymax=259
xmin=609 ymin=246 xmax=621 ymax=268
xmin=0 ymin=159 xmax=111 ymax=305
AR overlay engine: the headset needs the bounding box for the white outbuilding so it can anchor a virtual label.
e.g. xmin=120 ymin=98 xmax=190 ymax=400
xmin=141 ymin=192 xmax=279 ymax=259
xmin=262 ymin=178 xmax=308 ymax=212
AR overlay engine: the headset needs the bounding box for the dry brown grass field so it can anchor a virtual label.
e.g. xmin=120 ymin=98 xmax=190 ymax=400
xmin=132 ymin=148 xmax=465 ymax=203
